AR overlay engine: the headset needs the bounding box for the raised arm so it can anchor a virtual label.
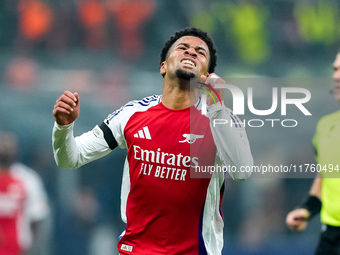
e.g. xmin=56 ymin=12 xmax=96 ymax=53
xmin=52 ymin=91 xmax=111 ymax=169
xmin=202 ymin=74 xmax=254 ymax=181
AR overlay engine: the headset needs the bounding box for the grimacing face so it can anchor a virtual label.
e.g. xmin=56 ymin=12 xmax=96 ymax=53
xmin=160 ymin=36 xmax=210 ymax=79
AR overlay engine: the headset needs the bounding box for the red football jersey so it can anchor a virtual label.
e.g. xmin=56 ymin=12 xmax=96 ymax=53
xmin=0 ymin=171 xmax=26 ymax=255
xmin=112 ymin=102 xmax=216 ymax=254
xmin=52 ymin=94 xmax=253 ymax=255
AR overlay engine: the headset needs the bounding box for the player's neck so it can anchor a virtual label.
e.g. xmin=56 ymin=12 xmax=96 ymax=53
xmin=162 ymin=79 xmax=199 ymax=109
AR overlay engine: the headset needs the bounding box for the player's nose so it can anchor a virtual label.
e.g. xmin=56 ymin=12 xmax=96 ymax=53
xmin=184 ymin=48 xmax=197 ymax=58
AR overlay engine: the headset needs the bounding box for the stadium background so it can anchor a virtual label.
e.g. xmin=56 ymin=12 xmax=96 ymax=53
xmin=0 ymin=0 xmax=339 ymax=254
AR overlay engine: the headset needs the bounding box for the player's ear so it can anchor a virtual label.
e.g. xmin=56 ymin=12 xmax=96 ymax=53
xmin=160 ymin=62 xmax=166 ymax=76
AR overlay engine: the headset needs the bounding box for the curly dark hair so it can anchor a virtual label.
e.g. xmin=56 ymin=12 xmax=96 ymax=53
xmin=160 ymin=27 xmax=217 ymax=75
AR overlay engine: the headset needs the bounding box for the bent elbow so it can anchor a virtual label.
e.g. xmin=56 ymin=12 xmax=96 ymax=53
xmin=53 ymin=152 xmax=79 ymax=170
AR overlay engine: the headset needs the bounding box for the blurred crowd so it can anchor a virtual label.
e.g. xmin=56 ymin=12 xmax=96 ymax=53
xmin=2 ymin=0 xmax=156 ymax=59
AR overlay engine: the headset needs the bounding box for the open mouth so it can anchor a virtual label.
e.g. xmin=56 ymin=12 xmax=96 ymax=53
xmin=181 ymin=59 xmax=196 ymax=67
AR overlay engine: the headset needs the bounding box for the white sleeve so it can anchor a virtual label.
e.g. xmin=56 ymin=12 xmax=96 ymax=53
xmin=52 ymin=122 xmax=111 ymax=169
xmin=52 ymin=96 xmax=161 ymax=169
xmin=206 ymin=103 xmax=253 ymax=181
